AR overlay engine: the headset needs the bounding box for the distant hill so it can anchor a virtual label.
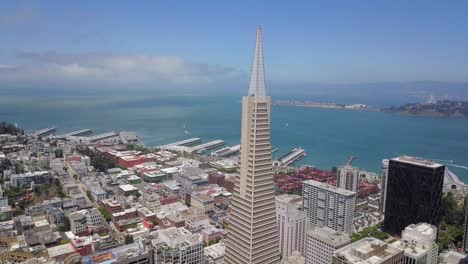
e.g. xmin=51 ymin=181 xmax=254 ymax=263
xmin=382 ymin=100 xmax=468 ymax=118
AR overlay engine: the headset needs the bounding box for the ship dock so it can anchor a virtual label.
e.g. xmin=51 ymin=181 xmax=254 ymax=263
xmin=188 ymin=140 xmax=225 ymax=154
xmin=274 ymin=147 xmax=306 ymax=166
xmin=60 ymin=129 xmax=93 ymax=138
xmin=88 ymin=132 xmax=119 ymax=142
xmin=160 ymin=137 xmax=202 ymax=149
xmin=30 ymin=127 xmax=56 ymax=137
xmin=211 ymin=144 xmax=240 ymax=157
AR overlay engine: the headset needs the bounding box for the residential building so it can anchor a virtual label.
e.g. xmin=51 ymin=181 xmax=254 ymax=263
xmin=302 ymin=180 xmax=356 ymax=234
xmin=152 ymin=227 xmax=205 ymax=263
xmin=391 ymin=223 xmax=438 ymax=264
xmin=383 ymin=156 xmax=445 ymax=235
xmin=276 ymin=194 xmax=307 ymax=257
xmin=337 ymin=165 xmax=359 ymax=192
xmin=191 ymin=193 xmax=214 ymax=215
xmin=464 ymin=196 xmax=468 ymax=253
xmin=90 ymin=186 xmax=107 ymax=201
xmin=10 ymin=171 xmax=51 ymax=188
xmin=69 ymin=210 xmax=88 ymax=235
xmin=225 ymin=26 xmax=281 ymax=264
xmin=0 ymin=206 xmax=13 ymax=221
xmin=200 ymin=226 xmax=225 ymax=244
xmin=306 ymin=225 xmax=351 ymax=264
xmin=84 ymin=237 xmax=151 ymax=264
xmin=68 ymin=208 xmax=105 ymax=235
xmin=332 ymin=237 xmax=404 ymax=264
xmin=205 ymin=240 xmax=225 ymax=264
xmin=100 ymin=199 xmax=124 ymax=213
xmin=47 ymin=243 xmax=79 ymax=263
xmin=118 ymin=184 xmax=139 ymax=197
xmin=379 ymin=159 xmax=389 ymax=212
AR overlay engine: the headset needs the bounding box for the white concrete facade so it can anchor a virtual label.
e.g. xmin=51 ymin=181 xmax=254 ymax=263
xmin=302 ymin=180 xmax=356 ymax=234
xmin=276 ymin=194 xmax=307 ymax=257
xmin=392 ymin=223 xmax=438 ymax=264
xmin=337 ymin=165 xmax=359 ymax=192
xmin=305 ymin=225 xmax=350 ymax=264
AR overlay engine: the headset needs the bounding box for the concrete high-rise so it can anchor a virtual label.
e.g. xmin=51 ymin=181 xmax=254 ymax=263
xmin=302 ymin=180 xmax=356 ymax=234
xmin=379 ymin=159 xmax=389 ymax=212
xmin=383 ymin=156 xmax=444 ymax=235
xmin=337 ymin=165 xmax=359 ymax=192
xmin=305 ymin=225 xmax=351 ymax=264
xmin=276 ymin=194 xmax=307 ymax=258
xmin=224 ymin=26 xmax=281 ymax=264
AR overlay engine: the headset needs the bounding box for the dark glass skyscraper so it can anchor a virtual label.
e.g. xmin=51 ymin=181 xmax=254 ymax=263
xmin=383 ymin=156 xmax=445 ymax=235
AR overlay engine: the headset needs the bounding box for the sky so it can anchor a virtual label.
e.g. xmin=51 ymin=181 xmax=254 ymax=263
xmin=0 ymin=1 xmax=467 ymax=92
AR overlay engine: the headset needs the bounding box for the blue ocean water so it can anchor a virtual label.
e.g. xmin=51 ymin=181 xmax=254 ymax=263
xmin=1 ymin=94 xmax=468 ymax=181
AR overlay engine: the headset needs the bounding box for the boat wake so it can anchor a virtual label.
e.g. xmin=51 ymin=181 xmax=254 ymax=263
xmin=447 ymin=164 xmax=468 ymax=170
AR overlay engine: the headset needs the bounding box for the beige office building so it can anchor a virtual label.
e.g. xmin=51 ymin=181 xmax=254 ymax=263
xmin=225 ymin=26 xmax=280 ymax=264
xmin=332 ymin=237 xmax=404 ymax=264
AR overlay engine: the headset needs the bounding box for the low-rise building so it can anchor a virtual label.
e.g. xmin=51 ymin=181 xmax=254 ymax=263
xmin=84 ymin=237 xmax=151 ymax=264
xmin=152 ymin=227 xmax=205 ymax=263
xmin=205 ymin=240 xmax=225 ymax=264
xmin=200 ymin=226 xmax=225 ymax=244
xmin=191 ymin=193 xmax=214 ymax=215
xmin=90 ymin=186 xmax=107 ymax=201
xmin=68 ymin=208 xmax=106 ymax=235
xmin=46 ymin=243 xmax=77 ymax=262
xmin=332 ymin=237 xmax=404 ymax=264
xmin=11 ymin=171 xmax=51 ymax=188
xmin=391 ymin=223 xmax=438 ymax=264
xmin=118 ymin=184 xmax=139 ymax=197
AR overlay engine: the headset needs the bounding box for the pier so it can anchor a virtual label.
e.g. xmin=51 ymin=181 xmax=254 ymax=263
xmin=160 ymin=137 xmax=202 ymax=149
xmin=211 ymin=144 xmax=240 ymax=157
xmin=30 ymin=127 xmax=56 ymax=137
xmin=187 ymin=140 xmax=225 ymax=154
xmin=88 ymin=132 xmax=119 ymax=142
xmin=60 ymin=129 xmax=93 ymax=138
xmin=274 ymin=147 xmax=306 ymax=166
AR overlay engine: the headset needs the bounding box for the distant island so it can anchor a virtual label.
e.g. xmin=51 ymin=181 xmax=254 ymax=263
xmin=383 ymin=100 xmax=468 ymax=118
xmin=273 ymin=100 xmax=371 ymax=111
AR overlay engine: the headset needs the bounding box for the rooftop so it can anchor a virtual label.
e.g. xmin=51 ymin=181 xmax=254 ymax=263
xmin=47 ymin=243 xmax=75 ymax=258
xmin=275 ymin=194 xmax=302 ymax=205
xmin=119 ymin=184 xmax=138 ymax=192
xmin=308 ymin=225 xmax=351 ymax=246
xmin=153 ymin=227 xmax=202 ymax=248
xmin=334 ymin=237 xmax=402 ymax=264
xmin=303 ymin=179 xmax=356 ymax=196
xmin=392 ymin=155 xmax=444 ymax=168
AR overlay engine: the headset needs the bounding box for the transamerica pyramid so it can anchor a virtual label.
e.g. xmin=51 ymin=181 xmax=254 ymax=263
xmin=224 ymin=26 xmax=281 ymax=264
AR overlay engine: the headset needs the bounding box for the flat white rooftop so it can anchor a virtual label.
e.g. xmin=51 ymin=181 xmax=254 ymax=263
xmin=303 ymin=179 xmax=356 ymax=196
xmin=392 ymin=155 xmax=443 ymax=168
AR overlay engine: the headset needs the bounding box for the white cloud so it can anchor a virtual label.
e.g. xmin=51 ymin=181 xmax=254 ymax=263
xmin=0 ymin=52 xmax=239 ymax=85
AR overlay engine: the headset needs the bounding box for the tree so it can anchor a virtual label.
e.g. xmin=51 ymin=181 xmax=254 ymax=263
xmin=76 ymin=147 xmax=116 ymax=172
xmin=331 ymin=166 xmax=338 ymax=174
xmin=125 ymin=235 xmax=134 ymax=244
xmin=86 ymin=190 xmax=95 ymax=202
xmin=54 ymin=149 xmax=64 ymax=158
xmin=99 ymin=207 xmax=112 ymax=222
xmin=0 ymin=121 xmax=22 ymax=135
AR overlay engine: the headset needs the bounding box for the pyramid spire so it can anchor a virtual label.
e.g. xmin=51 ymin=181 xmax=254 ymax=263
xmin=248 ymin=26 xmax=266 ymax=97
